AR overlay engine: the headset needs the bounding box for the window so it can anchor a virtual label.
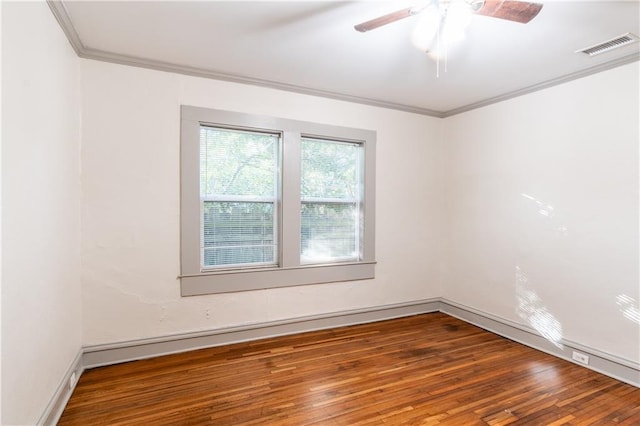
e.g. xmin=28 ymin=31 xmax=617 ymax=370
xmin=180 ymin=106 xmax=375 ymax=295
xmin=300 ymin=138 xmax=361 ymax=264
xmin=200 ymin=127 xmax=279 ymax=269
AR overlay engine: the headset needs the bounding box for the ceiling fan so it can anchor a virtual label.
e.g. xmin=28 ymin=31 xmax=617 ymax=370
xmin=355 ymin=0 xmax=543 ymax=69
xmin=354 ymin=0 xmax=544 ymax=33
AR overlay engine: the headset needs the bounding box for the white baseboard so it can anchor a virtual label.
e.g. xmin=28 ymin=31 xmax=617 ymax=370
xmin=43 ymin=297 xmax=639 ymax=425
xmin=82 ymin=298 xmax=640 ymax=386
xmin=83 ymin=299 xmax=442 ymax=369
xmin=440 ymin=299 xmax=640 ymax=388
xmin=38 ymin=350 xmax=83 ymax=426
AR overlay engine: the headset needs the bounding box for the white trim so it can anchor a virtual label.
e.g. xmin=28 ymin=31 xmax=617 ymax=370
xmin=46 ymin=0 xmax=83 ymax=56
xmin=38 ymin=349 xmax=83 ymax=426
xmin=46 ymin=0 xmax=639 ymax=118
xmin=440 ymin=298 xmax=640 ymax=387
xmin=81 ymin=47 xmax=445 ymax=118
xmin=442 ymin=52 xmax=640 ymax=117
xmin=43 ymin=298 xmax=639 ymax=424
xmin=82 ymin=299 xmax=441 ymax=368
xmin=81 ymin=298 xmax=640 ymax=387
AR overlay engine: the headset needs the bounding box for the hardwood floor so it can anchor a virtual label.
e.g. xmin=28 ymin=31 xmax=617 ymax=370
xmin=59 ymin=313 xmax=640 ymax=425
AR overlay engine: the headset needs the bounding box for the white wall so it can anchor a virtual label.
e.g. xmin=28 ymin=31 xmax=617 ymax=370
xmin=0 ymin=2 xmax=4 ymax=422
xmin=1 ymin=2 xmax=82 ymax=424
xmin=443 ymin=62 xmax=640 ymax=364
xmin=79 ymin=57 xmax=639 ymax=368
xmin=1 ymin=3 xmax=637 ymax=421
xmin=80 ymin=59 xmax=445 ymax=344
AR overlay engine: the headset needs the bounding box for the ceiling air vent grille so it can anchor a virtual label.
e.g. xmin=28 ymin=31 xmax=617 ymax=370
xmin=577 ymin=33 xmax=639 ymax=57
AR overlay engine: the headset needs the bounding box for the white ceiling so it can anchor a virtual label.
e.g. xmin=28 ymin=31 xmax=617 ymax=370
xmin=52 ymin=1 xmax=640 ymax=116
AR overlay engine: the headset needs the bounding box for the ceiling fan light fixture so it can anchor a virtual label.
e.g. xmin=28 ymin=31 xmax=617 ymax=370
xmin=469 ymin=0 xmax=485 ymax=12
xmin=412 ymin=7 xmax=440 ymax=51
xmin=441 ymin=1 xmax=473 ymax=44
xmin=412 ymin=0 xmax=473 ymax=52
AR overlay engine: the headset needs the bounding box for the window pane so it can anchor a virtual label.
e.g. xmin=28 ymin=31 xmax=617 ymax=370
xmin=200 ymin=125 xmax=279 ymax=269
xmin=301 ymin=137 xmax=361 ymax=264
xmin=301 ymin=138 xmax=358 ymax=199
xmin=203 ymin=201 xmax=275 ymax=267
xmin=301 ymin=202 xmax=358 ymax=263
xmin=200 ymin=127 xmax=278 ymax=197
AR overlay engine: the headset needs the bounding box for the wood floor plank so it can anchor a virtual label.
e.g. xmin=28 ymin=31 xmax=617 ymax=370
xmin=59 ymin=313 xmax=640 ymax=425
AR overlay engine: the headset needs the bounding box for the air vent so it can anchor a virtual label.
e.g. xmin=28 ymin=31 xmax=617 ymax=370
xmin=576 ymin=33 xmax=639 ymax=57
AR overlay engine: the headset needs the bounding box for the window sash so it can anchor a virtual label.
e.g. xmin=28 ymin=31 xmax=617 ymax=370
xmin=200 ymin=200 xmax=278 ymax=270
xmin=300 ymin=200 xmax=360 ymax=264
xmin=300 ymin=137 xmax=362 ymax=265
xmin=199 ymin=125 xmax=280 ymax=270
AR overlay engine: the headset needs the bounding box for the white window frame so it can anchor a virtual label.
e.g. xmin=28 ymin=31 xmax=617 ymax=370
xmin=180 ymin=106 xmax=376 ymax=295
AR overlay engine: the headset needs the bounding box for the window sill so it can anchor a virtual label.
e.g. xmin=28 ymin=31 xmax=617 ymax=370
xmin=180 ymin=261 xmax=376 ymax=296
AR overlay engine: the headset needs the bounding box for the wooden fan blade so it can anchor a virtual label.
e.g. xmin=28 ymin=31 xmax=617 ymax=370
xmin=475 ymin=0 xmax=543 ymax=24
xmin=354 ymin=7 xmax=414 ymax=32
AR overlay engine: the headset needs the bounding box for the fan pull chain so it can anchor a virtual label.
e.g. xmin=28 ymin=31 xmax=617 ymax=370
xmin=436 ymin=16 xmax=441 ymax=78
xmin=442 ymin=8 xmax=449 ymax=77
xmin=444 ymin=42 xmax=448 ymax=74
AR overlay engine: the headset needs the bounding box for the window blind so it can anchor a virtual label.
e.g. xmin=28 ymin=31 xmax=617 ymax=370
xmin=199 ymin=126 xmax=279 ymax=268
xmin=300 ymin=137 xmax=361 ymax=264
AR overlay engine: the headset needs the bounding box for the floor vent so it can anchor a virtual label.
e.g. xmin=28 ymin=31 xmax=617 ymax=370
xmin=576 ymin=33 xmax=639 ymax=57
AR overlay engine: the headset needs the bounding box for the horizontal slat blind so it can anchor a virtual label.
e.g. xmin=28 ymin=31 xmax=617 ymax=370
xmin=200 ymin=126 xmax=279 ymax=268
xmin=300 ymin=137 xmax=361 ymax=264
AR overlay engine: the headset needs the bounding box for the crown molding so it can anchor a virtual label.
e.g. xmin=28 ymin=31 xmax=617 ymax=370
xmin=47 ymin=0 xmax=84 ymax=56
xmin=442 ymin=51 xmax=640 ymax=117
xmin=83 ymin=46 xmax=446 ymax=118
xmin=48 ymin=0 xmax=639 ymax=119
